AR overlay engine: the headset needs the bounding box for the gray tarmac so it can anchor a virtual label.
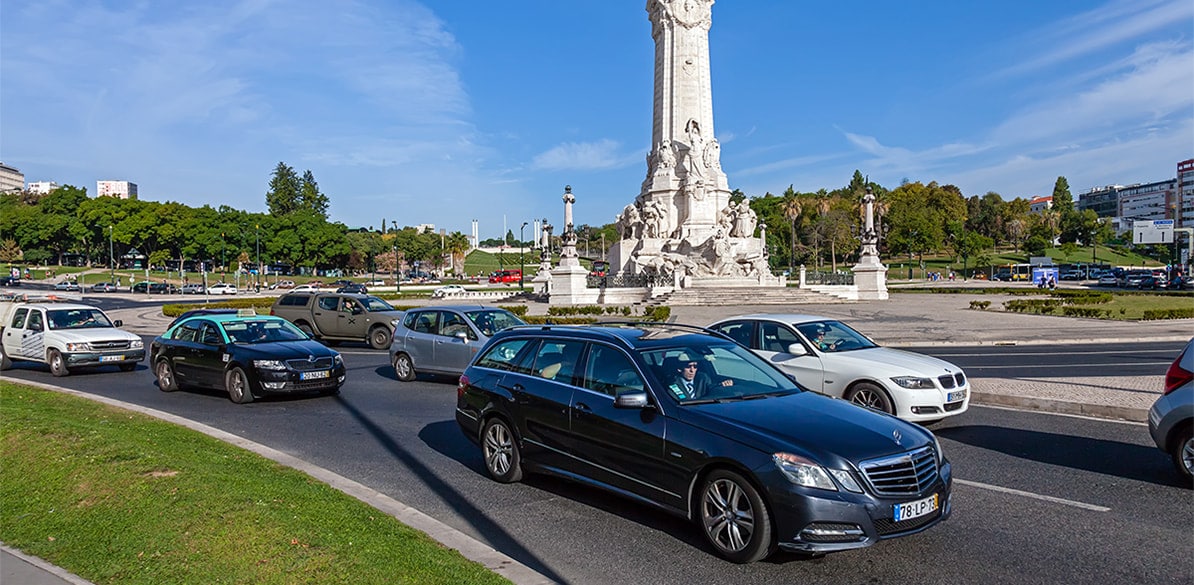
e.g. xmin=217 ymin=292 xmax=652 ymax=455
xmin=6 ymin=288 xmax=1190 ymax=585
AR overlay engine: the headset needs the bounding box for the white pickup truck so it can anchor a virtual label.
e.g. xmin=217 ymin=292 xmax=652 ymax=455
xmin=0 ymin=294 xmax=145 ymax=376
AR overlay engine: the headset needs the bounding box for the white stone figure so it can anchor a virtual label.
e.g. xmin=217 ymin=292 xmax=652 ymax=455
xmin=656 ymin=140 xmax=676 ymax=172
xmin=618 ymin=204 xmax=641 ymax=239
xmin=711 ymin=228 xmax=732 ymax=275
xmin=733 ymin=200 xmax=757 ymax=238
xmin=641 ymin=200 xmax=662 ymax=238
xmin=704 ymin=138 xmax=722 ymax=170
xmin=684 ymin=119 xmax=706 ymax=180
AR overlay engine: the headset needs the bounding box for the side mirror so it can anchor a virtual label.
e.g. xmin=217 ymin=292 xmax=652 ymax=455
xmin=614 ymin=391 xmax=650 ymax=409
xmin=113 ymin=319 xmax=123 ymax=327
xmin=454 ymin=331 xmax=469 ymax=341
xmin=352 ymin=307 xmax=363 ymax=315
xmin=786 ymin=343 xmax=809 ymax=356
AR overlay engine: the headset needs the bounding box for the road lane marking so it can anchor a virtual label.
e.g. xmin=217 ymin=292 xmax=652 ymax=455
xmin=965 ymin=361 xmax=1170 ymax=369
xmin=955 ymin=478 xmax=1110 ymax=512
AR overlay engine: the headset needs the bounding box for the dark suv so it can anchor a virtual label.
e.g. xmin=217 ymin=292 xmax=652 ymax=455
xmin=456 ymin=323 xmax=952 ymax=563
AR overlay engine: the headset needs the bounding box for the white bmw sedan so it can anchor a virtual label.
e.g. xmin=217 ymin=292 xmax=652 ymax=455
xmin=708 ymin=314 xmax=969 ymax=423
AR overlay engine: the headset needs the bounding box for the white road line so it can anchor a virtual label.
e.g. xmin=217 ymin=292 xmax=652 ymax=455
xmin=955 ymin=478 xmax=1111 ymax=512
xmin=966 ymin=361 xmax=1170 ymax=369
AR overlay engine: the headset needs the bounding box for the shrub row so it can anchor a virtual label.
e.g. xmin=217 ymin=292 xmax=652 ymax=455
xmin=969 ymin=300 xmax=991 ymax=310
xmin=1003 ymin=299 xmax=1063 ymax=313
xmin=1142 ymin=308 xmax=1194 ymax=320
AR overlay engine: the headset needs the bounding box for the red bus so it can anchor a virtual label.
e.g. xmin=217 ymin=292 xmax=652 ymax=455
xmin=488 ymin=269 xmax=522 ymax=284
xmin=589 ymin=260 xmax=609 ymax=277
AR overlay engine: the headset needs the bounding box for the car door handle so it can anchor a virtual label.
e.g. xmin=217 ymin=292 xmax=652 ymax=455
xmin=574 ymin=402 xmax=592 ymax=413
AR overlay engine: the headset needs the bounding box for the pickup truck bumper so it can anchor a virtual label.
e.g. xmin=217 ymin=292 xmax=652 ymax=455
xmin=65 ymin=349 xmax=146 ymax=368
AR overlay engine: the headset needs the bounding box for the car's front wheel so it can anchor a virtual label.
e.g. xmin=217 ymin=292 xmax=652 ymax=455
xmin=369 ymin=326 xmax=392 ymax=350
xmin=847 ymin=382 xmax=894 ymax=415
xmin=48 ymin=349 xmax=69 ymax=377
xmin=156 ymin=360 xmax=179 ymax=392
xmin=699 ymin=469 xmax=775 ymax=563
xmin=225 ymin=367 xmax=254 ymax=404
xmin=392 ymin=353 xmax=416 ymax=382
xmin=481 ymin=418 xmax=523 ymax=483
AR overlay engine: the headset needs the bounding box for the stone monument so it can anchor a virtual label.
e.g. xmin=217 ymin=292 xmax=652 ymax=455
xmin=852 ymin=186 xmax=889 ymax=300
xmin=606 ymin=0 xmax=781 ymax=287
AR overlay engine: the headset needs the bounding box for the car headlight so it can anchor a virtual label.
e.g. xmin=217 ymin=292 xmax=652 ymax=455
xmin=333 ymin=354 xmax=343 ymax=367
xmin=253 ymin=360 xmax=287 ymax=370
xmin=891 ymin=376 xmax=936 ymax=389
xmin=773 ymin=453 xmax=841 ymax=491
xmin=932 ymin=434 xmax=945 ymax=466
xmin=65 ymin=342 xmax=90 ymax=351
xmin=130 ymin=339 xmax=144 ymax=349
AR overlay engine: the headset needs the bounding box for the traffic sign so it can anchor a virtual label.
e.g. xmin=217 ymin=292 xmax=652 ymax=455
xmin=1133 ymin=219 xmax=1174 ymax=244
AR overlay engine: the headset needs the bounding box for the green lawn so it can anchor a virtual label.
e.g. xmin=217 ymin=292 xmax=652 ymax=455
xmin=0 ymin=382 xmax=511 ymax=585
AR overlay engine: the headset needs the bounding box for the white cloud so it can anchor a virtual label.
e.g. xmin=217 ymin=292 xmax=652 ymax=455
xmin=531 ymin=140 xmax=636 ymax=171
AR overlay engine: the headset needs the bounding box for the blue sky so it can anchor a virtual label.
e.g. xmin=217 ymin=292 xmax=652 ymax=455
xmin=2 ymin=0 xmax=1191 ymax=239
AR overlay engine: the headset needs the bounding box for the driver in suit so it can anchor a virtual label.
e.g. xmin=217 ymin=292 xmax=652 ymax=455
xmin=672 ymin=356 xmax=732 ymax=399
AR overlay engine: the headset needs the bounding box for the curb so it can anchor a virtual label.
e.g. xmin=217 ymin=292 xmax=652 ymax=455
xmin=970 ymin=392 xmax=1148 ymax=422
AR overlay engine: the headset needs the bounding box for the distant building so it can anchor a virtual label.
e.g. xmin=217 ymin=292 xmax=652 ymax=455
xmin=0 ymin=162 xmax=24 ymax=194
xmin=1028 ymin=195 xmax=1052 ymax=214
xmin=1076 ymin=158 xmax=1194 ymax=232
xmin=1117 ymin=179 xmax=1175 ymax=225
xmin=97 ymin=180 xmax=138 ymax=199
xmin=1077 ymin=185 xmax=1122 ymax=218
xmin=28 ymin=181 xmax=59 ymax=195
xmin=1177 ymin=158 xmax=1193 ymax=229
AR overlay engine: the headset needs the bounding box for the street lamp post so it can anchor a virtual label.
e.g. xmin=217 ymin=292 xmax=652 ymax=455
xmin=391 ymin=220 xmax=400 ymax=293
xmin=221 ymin=232 xmax=226 ymax=278
xmin=255 ymin=224 xmax=260 ymax=292
xmin=108 ymin=225 xmax=114 ymax=283
xmin=519 ymin=221 xmax=528 ymax=289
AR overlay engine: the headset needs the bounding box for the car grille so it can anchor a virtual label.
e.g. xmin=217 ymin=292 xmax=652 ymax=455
xmin=292 ymin=379 xmax=337 ymax=391
xmin=937 ymin=373 xmax=965 ymax=389
xmin=285 ymin=357 xmax=335 ymax=371
xmin=874 ymin=507 xmax=942 ymax=536
xmin=860 ymin=446 xmax=939 ymax=496
xmin=91 ymin=340 xmax=131 ymax=350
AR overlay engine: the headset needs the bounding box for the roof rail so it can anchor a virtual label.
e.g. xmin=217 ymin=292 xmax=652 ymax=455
xmin=0 ymin=292 xmax=84 ymax=303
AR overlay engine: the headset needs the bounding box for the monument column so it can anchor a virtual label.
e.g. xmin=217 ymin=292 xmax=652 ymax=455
xmin=853 ymin=186 xmax=889 ymax=300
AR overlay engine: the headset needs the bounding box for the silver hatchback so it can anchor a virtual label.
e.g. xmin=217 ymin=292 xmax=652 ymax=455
xmin=1148 ymin=338 xmax=1194 ymax=484
xmin=389 ymin=305 xmax=525 ymax=381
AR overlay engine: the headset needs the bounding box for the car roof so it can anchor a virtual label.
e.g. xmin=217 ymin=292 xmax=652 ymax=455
xmin=412 ymin=304 xmax=511 ymax=311
xmin=712 ymin=313 xmax=834 ymax=325
xmin=491 ymin=322 xmax=734 ymax=351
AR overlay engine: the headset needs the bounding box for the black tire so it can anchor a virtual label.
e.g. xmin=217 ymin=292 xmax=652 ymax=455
xmin=48 ymin=349 xmax=69 ymax=377
xmin=481 ymin=418 xmax=523 ymax=483
xmin=698 ymin=469 xmax=775 ymax=563
xmin=847 ymin=382 xmax=894 ymax=415
xmin=0 ymin=344 xmax=11 ymax=371
xmin=225 ymin=367 xmax=254 ymax=404
xmin=392 ymin=353 xmax=416 ymax=382
xmin=118 ymin=362 xmax=136 ymax=372
xmin=1172 ymin=426 xmax=1193 ymax=484
xmin=156 ymin=360 xmax=179 ymax=392
xmin=296 ymin=322 xmax=315 ymax=337
xmin=369 ymin=326 xmax=392 ymax=350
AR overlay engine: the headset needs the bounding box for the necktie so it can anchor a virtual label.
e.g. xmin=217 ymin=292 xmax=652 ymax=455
xmin=685 ymin=380 xmax=693 ymax=393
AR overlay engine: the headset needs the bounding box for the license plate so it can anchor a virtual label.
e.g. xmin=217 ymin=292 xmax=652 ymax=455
xmin=100 ymin=355 xmax=124 ymax=362
xmin=300 ymin=370 xmax=330 ymax=380
xmin=947 ymin=390 xmax=966 ymax=402
xmin=894 ymin=493 xmax=938 ymax=522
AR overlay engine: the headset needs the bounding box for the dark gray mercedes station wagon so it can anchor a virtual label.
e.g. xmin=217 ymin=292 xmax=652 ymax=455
xmin=456 ymin=323 xmax=952 ymax=563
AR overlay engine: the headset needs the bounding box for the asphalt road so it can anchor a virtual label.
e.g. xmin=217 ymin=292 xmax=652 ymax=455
xmin=3 ymin=343 xmax=1191 ymax=585
xmin=904 ymin=341 xmax=1186 ymax=379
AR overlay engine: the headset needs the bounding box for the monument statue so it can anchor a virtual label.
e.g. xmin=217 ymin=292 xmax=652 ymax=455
xmin=604 ymin=0 xmax=778 ymax=285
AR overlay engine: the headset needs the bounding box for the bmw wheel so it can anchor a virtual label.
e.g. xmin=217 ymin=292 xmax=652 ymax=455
xmin=847 ymin=382 xmax=894 ymax=415
xmin=225 ymin=367 xmax=254 ymax=404
xmin=699 ymin=469 xmax=775 ymax=563
xmin=481 ymin=418 xmax=522 ymax=483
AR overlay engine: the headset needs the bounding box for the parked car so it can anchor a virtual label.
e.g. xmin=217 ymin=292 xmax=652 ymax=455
xmin=707 ymin=314 xmax=970 ymax=423
xmin=54 ymin=280 xmax=81 ymax=292
xmin=180 ymin=283 xmax=206 ymax=294
xmin=1059 ymin=269 xmax=1084 ymax=281
xmin=291 ymin=284 xmax=322 ymax=293
xmin=207 ymin=283 xmax=238 ymax=295
xmin=331 ymin=279 xmax=353 ymax=287
xmin=431 ymin=284 xmax=467 ymax=298
xmin=1097 ymin=274 xmax=1120 ymax=287
xmin=89 ymin=281 xmax=120 ymax=293
xmin=336 ymin=283 xmax=368 ymax=294
xmin=268 ymin=280 xmax=296 ymax=290
xmin=457 ymin=322 xmax=952 ymax=562
xmin=148 ymin=282 xmax=179 ymax=295
xmin=1148 ymin=337 xmax=1193 ymax=483
xmin=1122 ymin=269 xmax=1153 ymax=288
xmin=1169 ymin=275 xmax=1193 ymax=290
xmin=389 ymin=305 xmax=525 ymax=380
xmin=150 ymin=311 xmax=345 ymax=403
xmin=0 ymin=276 xmax=20 ymax=287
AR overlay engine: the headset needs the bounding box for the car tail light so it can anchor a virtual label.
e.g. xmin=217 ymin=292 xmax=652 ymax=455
xmin=1164 ymin=347 xmax=1192 ymax=395
xmin=458 ymin=374 xmax=469 ymax=400
xmin=269 ymin=308 xmax=275 ymax=315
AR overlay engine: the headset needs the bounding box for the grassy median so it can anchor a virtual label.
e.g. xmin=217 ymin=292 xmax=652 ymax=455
xmin=0 ymin=382 xmax=510 ymax=585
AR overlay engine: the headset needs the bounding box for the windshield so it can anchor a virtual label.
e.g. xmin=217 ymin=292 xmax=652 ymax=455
xmin=793 ymin=320 xmax=879 ymax=353
xmin=640 ymin=343 xmax=801 ymax=404
xmin=362 ymin=296 xmax=396 ymax=311
xmin=465 ymin=309 xmax=526 ymax=337
xmin=221 ymin=319 xmax=309 ymax=344
xmin=47 ymin=309 xmax=114 ymax=330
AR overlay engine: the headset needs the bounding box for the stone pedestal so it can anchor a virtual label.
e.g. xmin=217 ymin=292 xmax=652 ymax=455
xmin=853 ymin=258 xmax=889 ymax=300
xmin=548 ymin=265 xmax=590 ymax=305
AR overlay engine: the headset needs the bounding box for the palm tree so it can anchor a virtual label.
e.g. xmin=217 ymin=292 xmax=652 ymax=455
xmin=445 ymin=232 xmax=471 ymax=277
xmin=1042 ymin=209 xmax=1060 ymax=245
xmin=781 ymin=196 xmax=803 ymax=273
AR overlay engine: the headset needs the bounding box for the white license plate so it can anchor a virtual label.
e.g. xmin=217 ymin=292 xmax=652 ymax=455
xmin=948 ymin=390 xmax=966 ymax=402
xmin=100 ymin=355 xmax=124 ymax=362
xmin=894 ymin=493 xmax=939 ymax=522
xmin=300 ymin=370 xmax=330 ymax=380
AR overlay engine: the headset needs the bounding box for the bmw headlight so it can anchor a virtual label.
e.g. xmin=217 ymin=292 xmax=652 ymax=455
xmin=253 ymin=359 xmax=287 ymax=371
xmin=130 ymin=339 xmax=144 ymax=349
xmin=773 ymin=453 xmax=839 ymax=491
xmin=892 ymin=376 xmax=936 ymax=389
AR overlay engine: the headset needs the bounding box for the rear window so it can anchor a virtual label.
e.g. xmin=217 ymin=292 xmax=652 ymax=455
xmin=279 ymin=295 xmax=310 ymax=307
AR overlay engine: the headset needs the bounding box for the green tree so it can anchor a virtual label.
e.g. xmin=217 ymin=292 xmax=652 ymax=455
xmin=299 ymin=170 xmax=330 ymax=218
xmin=266 ymin=162 xmax=301 ymax=216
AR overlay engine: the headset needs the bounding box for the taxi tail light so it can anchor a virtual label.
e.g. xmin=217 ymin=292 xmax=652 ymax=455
xmin=1163 ymin=348 xmax=1192 ymax=395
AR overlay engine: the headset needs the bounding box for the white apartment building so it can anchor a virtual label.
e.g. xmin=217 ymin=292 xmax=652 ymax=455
xmin=28 ymin=181 xmax=59 ymax=195
xmin=1117 ymin=179 xmax=1174 ymax=225
xmin=1028 ymin=195 xmax=1051 ymax=214
xmin=97 ymin=180 xmax=138 ymax=199
xmin=0 ymin=162 xmax=24 ymax=194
